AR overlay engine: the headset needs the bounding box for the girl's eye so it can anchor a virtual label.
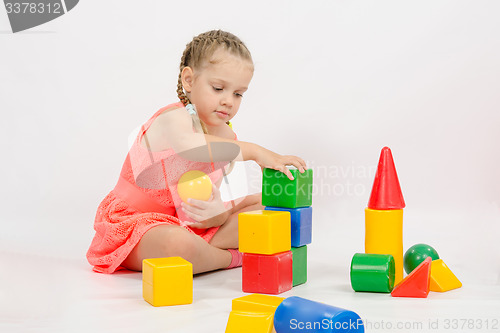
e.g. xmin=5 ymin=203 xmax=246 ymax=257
xmin=213 ymin=86 xmax=223 ymax=92
xmin=234 ymin=93 xmax=243 ymax=98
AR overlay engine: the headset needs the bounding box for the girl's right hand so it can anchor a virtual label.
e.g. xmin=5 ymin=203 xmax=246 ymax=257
xmin=254 ymin=145 xmax=307 ymax=180
xmin=181 ymin=184 xmax=229 ymax=229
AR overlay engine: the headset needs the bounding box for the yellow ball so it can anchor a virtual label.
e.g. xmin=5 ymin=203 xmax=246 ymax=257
xmin=177 ymin=170 xmax=213 ymax=203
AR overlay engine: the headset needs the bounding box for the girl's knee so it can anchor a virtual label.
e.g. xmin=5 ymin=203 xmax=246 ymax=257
xmin=157 ymin=226 xmax=199 ymax=260
xmin=123 ymin=225 xmax=200 ymax=271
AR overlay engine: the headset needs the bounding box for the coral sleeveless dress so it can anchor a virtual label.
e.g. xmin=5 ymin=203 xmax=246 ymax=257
xmin=86 ymin=102 xmax=233 ymax=273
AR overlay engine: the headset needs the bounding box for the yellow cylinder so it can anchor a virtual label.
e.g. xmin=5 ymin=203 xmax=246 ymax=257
xmin=365 ymin=208 xmax=404 ymax=284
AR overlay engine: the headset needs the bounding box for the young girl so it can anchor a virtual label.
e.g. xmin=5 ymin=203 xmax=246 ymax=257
xmin=86 ymin=30 xmax=307 ymax=274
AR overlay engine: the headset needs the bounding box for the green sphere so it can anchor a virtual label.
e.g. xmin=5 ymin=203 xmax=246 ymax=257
xmin=404 ymin=243 xmax=440 ymax=274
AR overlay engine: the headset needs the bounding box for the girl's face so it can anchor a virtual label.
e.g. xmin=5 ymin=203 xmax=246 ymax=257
xmin=183 ymin=49 xmax=254 ymax=131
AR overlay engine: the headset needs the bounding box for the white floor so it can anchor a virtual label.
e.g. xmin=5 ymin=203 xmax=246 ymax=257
xmin=2 ymin=202 xmax=500 ymax=333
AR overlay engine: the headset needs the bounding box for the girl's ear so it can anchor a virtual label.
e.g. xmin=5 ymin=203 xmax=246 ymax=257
xmin=181 ymin=67 xmax=194 ymax=93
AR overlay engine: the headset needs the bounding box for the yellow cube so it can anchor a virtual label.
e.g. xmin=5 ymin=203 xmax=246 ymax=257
xmin=225 ymin=294 xmax=285 ymax=333
xmin=142 ymin=257 xmax=193 ymax=306
xmin=239 ymin=210 xmax=291 ymax=255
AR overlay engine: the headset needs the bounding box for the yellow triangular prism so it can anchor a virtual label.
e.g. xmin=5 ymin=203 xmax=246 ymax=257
xmin=430 ymin=259 xmax=462 ymax=292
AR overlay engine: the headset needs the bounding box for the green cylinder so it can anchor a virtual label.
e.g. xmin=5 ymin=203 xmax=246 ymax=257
xmin=350 ymin=253 xmax=395 ymax=293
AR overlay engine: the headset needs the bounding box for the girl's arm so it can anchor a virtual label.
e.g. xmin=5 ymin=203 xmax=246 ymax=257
xmin=159 ymin=107 xmax=307 ymax=180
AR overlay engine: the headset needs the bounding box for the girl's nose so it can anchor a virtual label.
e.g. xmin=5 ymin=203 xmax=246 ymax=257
xmin=221 ymin=93 xmax=233 ymax=107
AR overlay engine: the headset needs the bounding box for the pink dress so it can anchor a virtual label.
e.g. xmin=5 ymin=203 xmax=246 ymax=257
xmin=86 ymin=102 xmax=234 ymax=273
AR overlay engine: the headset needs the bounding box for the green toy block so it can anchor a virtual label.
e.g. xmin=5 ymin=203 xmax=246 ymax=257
xmin=291 ymin=245 xmax=307 ymax=286
xmin=350 ymin=253 xmax=395 ymax=293
xmin=262 ymin=168 xmax=313 ymax=208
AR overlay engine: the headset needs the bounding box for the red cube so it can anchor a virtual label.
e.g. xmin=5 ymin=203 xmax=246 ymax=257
xmin=242 ymin=251 xmax=293 ymax=295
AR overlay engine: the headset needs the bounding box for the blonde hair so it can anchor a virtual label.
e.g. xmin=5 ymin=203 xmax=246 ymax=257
xmin=176 ymin=30 xmax=253 ymax=132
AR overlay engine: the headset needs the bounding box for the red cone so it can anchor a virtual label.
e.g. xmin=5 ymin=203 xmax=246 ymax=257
xmin=368 ymin=147 xmax=406 ymax=210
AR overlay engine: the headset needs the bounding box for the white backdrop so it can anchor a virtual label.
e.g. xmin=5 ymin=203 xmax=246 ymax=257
xmin=1 ymin=1 xmax=499 ymax=332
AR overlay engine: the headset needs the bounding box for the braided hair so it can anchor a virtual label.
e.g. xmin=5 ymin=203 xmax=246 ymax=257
xmin=176 ymin=30 xmax=253 ymax=132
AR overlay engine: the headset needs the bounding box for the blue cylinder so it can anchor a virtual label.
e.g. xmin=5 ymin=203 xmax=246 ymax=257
xmin=274 ymin=296 xmax=364 ymax=332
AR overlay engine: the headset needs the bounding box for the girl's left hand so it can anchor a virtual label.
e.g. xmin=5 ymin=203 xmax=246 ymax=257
xmin=181 ymin=184 xmax=230 ymax=229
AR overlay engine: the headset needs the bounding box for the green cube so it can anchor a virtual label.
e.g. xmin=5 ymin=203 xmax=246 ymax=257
xmin=291 ymin=245 xmax=307 ymax=286
xmin=262 ymin=168 xmax=313 ymax=208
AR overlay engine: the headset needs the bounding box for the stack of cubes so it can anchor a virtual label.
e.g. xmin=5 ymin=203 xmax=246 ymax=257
xmin=239 ymin=168 xmax=313 ymax=294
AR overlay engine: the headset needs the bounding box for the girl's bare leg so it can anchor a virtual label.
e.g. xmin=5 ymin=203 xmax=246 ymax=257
xmin=121 ymin=225 xmax=232 ymax=274
xmin=121 ymin=193 xmax=264 ymax=274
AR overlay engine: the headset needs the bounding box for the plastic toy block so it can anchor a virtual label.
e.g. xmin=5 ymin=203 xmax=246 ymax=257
xmin=365 ymin=208 xmax=404 ymax=284
xmin=391 ymin=257 xmax=431 ymax=298
xmin=225 ymin=294 xmax=285 ymax=332
xmin=367 ymin=147 xmax=405 ymax=210
xmin=262 ymin=168 xmax=313 ymax=209
xmin=239 ymin=210 xmax=291 ymax=255
xmin=265 ymin=206 xmax=312 ymax=247
xmin=142 ymin=257 xmax=193 ymax=306
xmin=242 ymin=251 xmax=293 ymax=295
xmin=350 ymin=253 xmax=395 ymax=293
xmin=274 ymin=296 xmax=365 ymax=333
xmin=232 ymin=294 xmax=285 ymax=313
xmin=291 ymin=246 xmax=307 ymax=286
xmin=404 ymin=243 xmax=440 ymax=274
xmin=225 ymin=311 xmax=274 ymax=333
xmin=430 ymin=259 xmax=462 ymax=292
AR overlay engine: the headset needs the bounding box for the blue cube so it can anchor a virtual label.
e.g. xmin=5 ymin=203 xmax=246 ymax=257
xmin=265 ymin=206 xmax=312 ymax=247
